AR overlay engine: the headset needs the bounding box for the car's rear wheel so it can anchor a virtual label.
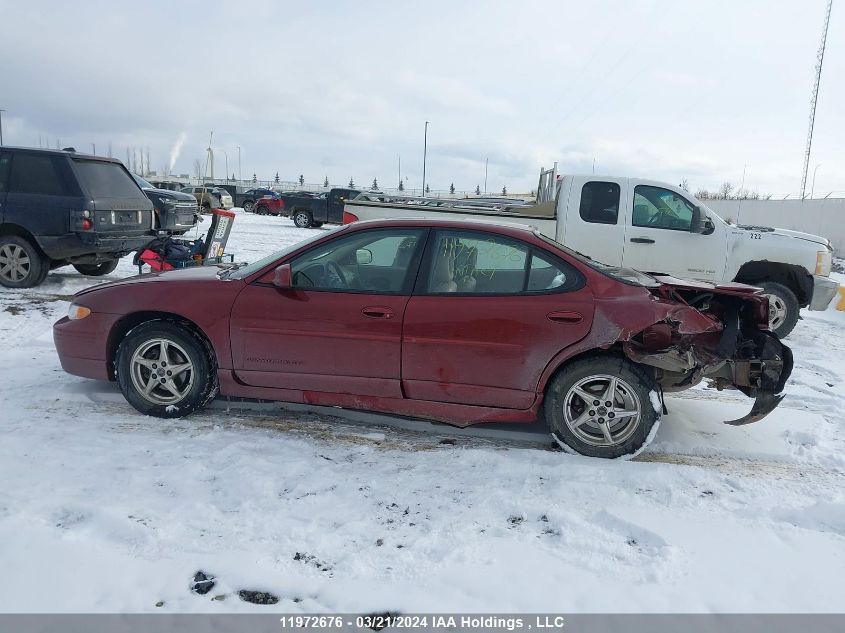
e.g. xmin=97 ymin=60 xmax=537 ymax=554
xmin=0 ymin=236 xmax=48 ymax=288
xmin=255 ymin=204 xmax=269 ymax=215
xmin=759 ymin=281 xmax=799 ymax=338
xmin=116 ymin=321 xmax=218 ymax=418
xmin=243 ymin=200 xmax=255 ymax=213
xmin=293 ymin=210 xmax=313 ymax=228
xmin=73 ymin=259 xmax=120 ymax=277
xmin=544 ymin=356 xmax=659 ymax=459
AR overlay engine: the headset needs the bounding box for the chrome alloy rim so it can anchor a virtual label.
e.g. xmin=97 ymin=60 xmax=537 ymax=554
xmin=0 ymin=244 xmax=31 ymax=283
xmin=563 ymin=374 xmax=642 ymax=446
xmin=129 ymin=338 xmax=195 ymax=405
xmin=764 ymin=293 xmax=787 ymax=331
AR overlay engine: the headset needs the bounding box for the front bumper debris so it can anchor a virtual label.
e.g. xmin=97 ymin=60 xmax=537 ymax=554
xmin=810 ymin=275 xmax=839 ymax=311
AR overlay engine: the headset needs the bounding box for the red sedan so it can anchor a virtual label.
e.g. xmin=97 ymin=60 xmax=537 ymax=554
xmin=54 ymin=219 xmax=792 ymax=458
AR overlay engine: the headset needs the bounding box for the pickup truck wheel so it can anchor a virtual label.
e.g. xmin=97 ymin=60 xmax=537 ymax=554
xmin=0 ymin=236 xmax=47 ymax=288
xmin=544 ymin=356 xmax=659 ymax=459
xmin=293 ymin=210 xmax=313 ymax=228
xmin=243 ymin=200 xmax=254 ymax=213
xmin=116 ymin=321 xmax=218 ymax=418
xmin=73 ymin=260 xmax=120 ymax=277
xmin=759 ymin=281 xmax=799 ymax=338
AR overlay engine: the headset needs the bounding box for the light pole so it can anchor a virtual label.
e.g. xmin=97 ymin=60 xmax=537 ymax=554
xmin=237 ymin=146 xmax=242 ymax=182
xmin=398 ymin=154 xmax=401 ymax=189
xmin=810 ymin=163 xmax=822 ymax=199
xmin=222 ymin=149 xmax=229 ymax=183
xmin=422 ymin=121 xmax=429 ymax=196
xmin=484 ymin=157 xmax=488 ymax=194
xmin=0 ymin=109 xmax=5 ymax=146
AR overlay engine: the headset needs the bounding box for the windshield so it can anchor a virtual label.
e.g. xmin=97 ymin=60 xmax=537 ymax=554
xmin=535 ymin=232 xmax=659 ymax=287
xmin=133 ymin=174 xmax=153 ymax=189
xmin=224 ymin=227 xmax=344 ymax=280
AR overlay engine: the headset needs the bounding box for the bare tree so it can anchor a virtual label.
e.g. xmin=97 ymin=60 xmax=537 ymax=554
xmin=449 ymin=183 xmax=455 ymax=194
xmin=299 ymin=174 xmax=305 ymax=186
xmin=679 ymin=179 xmax=690 ymax=192
xmin=718 ymin=182 xmax=733 ymax=199
xmin=193 ymin=159 xmax=203 ymax=180
xmin=695 ymin=189 xmax=711 ymax=200
xmin=323 ymin=176 xmax=329 ymax=187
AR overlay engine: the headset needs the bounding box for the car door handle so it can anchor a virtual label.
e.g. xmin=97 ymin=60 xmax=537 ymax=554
xmin=630 ymin=237 xmax=655 ymax=244
xmin=362 ymin=306 xmax=395 ymax=319
xmin=547 ymin=310 xmax=583 ymax=324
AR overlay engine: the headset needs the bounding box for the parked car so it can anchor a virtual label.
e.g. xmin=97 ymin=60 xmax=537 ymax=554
xmin=133 ymin=175 xmax=199 ymax=235
xmin=180 ymin=186 xmax=233 ymax=211
xmin=235 ymin=188 xmax=276 ymax=212
xmin=281 ymin=187 xmax=361 ymax=228
xmin=53 ymin=218 xmax=792 ymax=458
xmin=253 ymin=193 xmax=286 ymax=216
xmin=345 ymin=174 xmax=839 ymax=338
xmin=0 ymin=147 xmax=155 ymax=288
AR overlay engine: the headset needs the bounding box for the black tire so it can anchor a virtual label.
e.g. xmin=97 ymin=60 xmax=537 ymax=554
xmin=759 ymin=281 xmax=799 ymax=339
xmin=116 ymin=321 xmax=218 ymax=418
xmin=73 ymin=259 xmax=120 ymax=277
xmin=0 ymin=235 xmax=48 ymax=288
xmin=312 ymin=221 xmax=324 ymax=228
xmin=243 ymin=200 xmax=255 ymax=213
xmin=202 ymin=202 xmax=211 ymax=214
xmin=544 ymin=356 xmax=659 ymax=459
xmin=255 ymin=204 xmax=269 ymax=216
xmin=293 ymin=210 xmax=313 ymax=228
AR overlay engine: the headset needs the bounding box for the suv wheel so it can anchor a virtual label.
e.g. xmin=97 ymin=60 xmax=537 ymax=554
xmin=0 ymin=236 xmax=48 ymax=288
xmin=243 ymin=200 xmax=255 ymax=213
xmin=759 ymin=281 xmax=799 ymax=338
xmin=116 ymin=321 xmax=218 ymax=418
xmin=73 ymin=260 xmax=120 ymax=277
xmin=544 ymin=356 xmax=660 ymax=459
xmin=255 ymin=204 xmax=269 ymax=215
xmin=293 ymin=210 xmax=313 ymax=228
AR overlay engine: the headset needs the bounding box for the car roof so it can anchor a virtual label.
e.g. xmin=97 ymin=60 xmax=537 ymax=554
xmin=348 ymin=217 xmax=538 ymax=236
xmin=1 ymin=146 xmax=123 ymax=163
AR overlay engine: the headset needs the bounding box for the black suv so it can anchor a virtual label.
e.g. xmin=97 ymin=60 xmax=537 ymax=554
xmin=132 ymin=174 xmax=199 ymax=235
xmin=0 ymin=147 xmax=155 ymax=288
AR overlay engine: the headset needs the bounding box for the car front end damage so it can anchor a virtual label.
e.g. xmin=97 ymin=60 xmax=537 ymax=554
xmin=610 ymin=275 xmax=793 ymax=426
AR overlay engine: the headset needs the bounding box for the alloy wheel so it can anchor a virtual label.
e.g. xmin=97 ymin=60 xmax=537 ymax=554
xmin=764 ymin=293 xmax=787 ymax=331
xmin=562 ymin=374 xmax=642 ymax=447
xmin=129 ymin=338 xmax=195 ymax=405
xmin=0 ymin=244 xmax=31 ymax=283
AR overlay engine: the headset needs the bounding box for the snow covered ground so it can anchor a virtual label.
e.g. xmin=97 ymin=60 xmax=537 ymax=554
xmin=1 ymin=210 xmax=843 ymax=613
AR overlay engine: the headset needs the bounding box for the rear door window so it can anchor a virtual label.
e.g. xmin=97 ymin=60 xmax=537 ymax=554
xmin=9 ymin=153 xmax=69 ymax=195
xmin=579 ymin=181 xmax=620 ymax=224
xmin=73 ymin=160 xmax=145 ymax=198
xmin=0 ymin=153 xmax=11 ymax=192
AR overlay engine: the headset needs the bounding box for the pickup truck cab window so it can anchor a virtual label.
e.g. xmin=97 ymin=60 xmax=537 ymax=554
xmin=632 ymin=185 xmax=696 ymax=231
xmin=290 ymin=228 xmax=425 ymax=294
xmin=579 ymin=181 xmax=620 ymax=224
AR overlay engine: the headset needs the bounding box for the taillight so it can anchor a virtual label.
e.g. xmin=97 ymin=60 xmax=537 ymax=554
xmin=81 ymin=218 xmax=93 ymax=231
xmin=343 ymin=211 xmax=359 ymax=224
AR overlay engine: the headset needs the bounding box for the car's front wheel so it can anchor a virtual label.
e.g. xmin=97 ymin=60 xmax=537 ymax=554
xmin=116 ymin=321 xmax=218 ymax=418
xmin=759 ymin=281 xmax=799 ymax=338
xmin=73 ymin=260 xmax=120 ymax=276
xmin=243 ymin=200 xmax=254 ymax=213
xmin=293 ymin=210 xmax=313 ymax=228
xmin=544 ymin=356 xmax=659 ymax=459
xmin=255 ymin=204 xmax=269 ymax=215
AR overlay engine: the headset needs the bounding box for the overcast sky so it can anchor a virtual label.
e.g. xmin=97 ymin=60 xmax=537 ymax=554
xmin=0 ymin=0 xmax=842 ymax=195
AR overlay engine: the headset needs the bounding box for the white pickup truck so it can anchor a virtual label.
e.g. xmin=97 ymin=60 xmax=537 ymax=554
xmin=343 ymin=173 xmax=838 ymax=337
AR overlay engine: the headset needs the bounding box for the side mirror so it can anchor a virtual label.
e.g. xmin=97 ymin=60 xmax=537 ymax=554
xmin=690 ymin=206 xmax=714 ymax=234
xmin=356 ymin=248 xmax=373 ymax=265
xmin=273 ymin=263 xmax=292 ymax=289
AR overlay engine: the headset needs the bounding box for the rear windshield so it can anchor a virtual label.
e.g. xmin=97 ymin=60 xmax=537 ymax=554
xmin=73 ymin=160 xmax=146 ymax=198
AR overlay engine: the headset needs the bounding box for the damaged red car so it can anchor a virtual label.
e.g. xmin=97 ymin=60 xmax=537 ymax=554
xmin=54 ymin=219 xmax=792 ymax=458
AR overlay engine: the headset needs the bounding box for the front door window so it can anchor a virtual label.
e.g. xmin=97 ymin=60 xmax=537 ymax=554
xmin=632 ymin=185 xmax=695 ymax=231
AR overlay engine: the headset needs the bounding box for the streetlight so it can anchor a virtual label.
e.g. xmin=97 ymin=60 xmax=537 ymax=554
xmin=237 ymin=146 xmax=242 ymax=182
xmin=0 ymin=109 xmax=5 ymax=146
xmin=398 ymin=154 xmax=401 ymax=189
xmin=484 ymin=157 xmax=488 ymax=195
xmin=810 ymin=163 xmax=822 ymax=199
xmin=222 ymin=149 xmax=229 ymax=183
xmin=422 ymin=121 xmax=429 ymax=196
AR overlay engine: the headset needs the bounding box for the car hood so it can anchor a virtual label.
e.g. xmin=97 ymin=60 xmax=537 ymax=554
xmin=74 ymin=265 xmax=228 ymax=297
xmin=143 ymin=187 xmax=197 ymax=202
xmin=734 ymin=224 xmax=831 ymax=248
xmin=651 ymin=274 xmax=763 ymax=297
